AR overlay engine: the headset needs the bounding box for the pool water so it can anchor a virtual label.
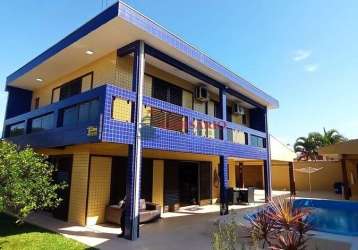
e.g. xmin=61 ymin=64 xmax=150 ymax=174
xmin=294 ymin=199 xmax=358 ymax=236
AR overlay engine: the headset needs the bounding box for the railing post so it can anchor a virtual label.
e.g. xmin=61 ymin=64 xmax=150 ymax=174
xmin=125 ymin=40 xmax=145 ymax=240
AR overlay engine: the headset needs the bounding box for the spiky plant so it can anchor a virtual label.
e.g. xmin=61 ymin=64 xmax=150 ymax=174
xmin=247 ymin=197 xmax=312 ymax=250
xmin=248 ymin=209 xmax=276 ymax=248
xmin=267 ymin=198 xmax=311 ymax=232
xmin=269 ymin=231 xmax=308 ymax=250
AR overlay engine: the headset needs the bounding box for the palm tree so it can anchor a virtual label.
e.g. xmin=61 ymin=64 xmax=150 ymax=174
xmin=294 ymin=128 xmax=347 ymax=192
xmin=294 ymin=132 xmax=323 ymax=161
xmin=294 ymin=128 xmax=347 ymax=160
xmin=322 ymin=128 xmax=347 ymax=145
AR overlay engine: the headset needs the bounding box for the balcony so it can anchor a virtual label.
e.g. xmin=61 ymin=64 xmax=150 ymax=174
xmin=3 ymin=86 xmax=107 ymax=148
xmin=4 ymin=84 xmax=267 ymax=159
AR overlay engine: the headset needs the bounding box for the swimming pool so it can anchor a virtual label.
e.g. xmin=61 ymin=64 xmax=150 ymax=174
xmin=294 ymin=199 xmax=358 ymax=236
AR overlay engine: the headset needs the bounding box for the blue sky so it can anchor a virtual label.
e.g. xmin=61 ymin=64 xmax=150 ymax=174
xmin=1 ymin=0 xmax=357 ymax=145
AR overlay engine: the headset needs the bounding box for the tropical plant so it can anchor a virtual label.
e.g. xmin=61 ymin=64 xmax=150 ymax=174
xmin=0 ymin=140 xmax=65 ymax=223
xmin=294 ymin=132 xmax=323 ymax=161
xmin=294 ymin=128 xmax=347 ymax=161
xmin=322 ymin=128 xmax=347 ymax=145
xmin=247 ymin=197 xmax=312 ymax=250
xmin=270 ymin=231 xmax=307 ymax=250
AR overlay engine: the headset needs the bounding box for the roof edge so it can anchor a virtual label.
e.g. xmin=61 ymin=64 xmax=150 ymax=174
xmin=117 ymin=1 xmax=279 ymax=108
xmin=6 ymin=1 xmax=279 ymax=108
xmin=6 ymin=2 xmax=119 ymax=85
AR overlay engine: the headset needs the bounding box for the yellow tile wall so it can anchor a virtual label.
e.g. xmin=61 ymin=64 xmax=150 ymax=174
xmin=182 ymin=90 xmax=193 ymax=109
xmin=194 ymin=100 xmax=206 ymax=114
xmin=112 ymin=98 xmax=132 ymax=122
xmin=228 ymin=159 xmax=236 ymax=188
xmin=86 ymin=156 xmax=112 ymax=225
xmin=233 ymin=130 xmax=246 ymax=144
xmin=152 ymin=160 xmax=164 ymax=212
xmin=68 ymin=152 xmax=90 ymax=225
xmin=32 ymin=52 xmax=118 ymax=108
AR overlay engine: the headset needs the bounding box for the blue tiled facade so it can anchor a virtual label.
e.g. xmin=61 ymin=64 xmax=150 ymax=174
xmin=4 ymin=83 xmax=268 ymax=160
xmin=101 ymin=84 xmax=268 ymax=160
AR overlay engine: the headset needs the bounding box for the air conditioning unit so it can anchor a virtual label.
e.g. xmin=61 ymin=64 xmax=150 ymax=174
xmin=195 ymin=85 xmax=209 ymax=102
xmin=232 ymin=103 xmax=245 ymax=115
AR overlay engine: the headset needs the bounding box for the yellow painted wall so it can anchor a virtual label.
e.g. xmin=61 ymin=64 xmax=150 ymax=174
xmin=152 ymin=160 xmax=164 ymax=212
xmin=346 ymin=160 xmax=358 ymax=199
xmin=182 ymin=90 xmax=193 ymax=109
xmin=32 ymin=52 xmax=118 ymax=108
xmin=272 ymin=164 xmax=290 ymax=190
xmin=68 ymin=152 xmax=90 ymax=225
xmin=86 ymin=156 xmax=112 ymax=225
xmin=294 ymin=161 xmax=343 ymax=191
xmin=112 ymin=98 xmax=132 ymax=122
xmin=228 ymin=159 xmax=236 ymax=188
xmin=30 ymin=46 xmax=249 ymax=131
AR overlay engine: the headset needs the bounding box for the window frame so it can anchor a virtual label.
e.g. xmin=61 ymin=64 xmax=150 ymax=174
xmin=60 ymin=98 xmax=100 ymax=127
xmin=51 ymin=72 xmax=94 ymax=104
xmin=30 ymin=113 xmax=54 ymax=133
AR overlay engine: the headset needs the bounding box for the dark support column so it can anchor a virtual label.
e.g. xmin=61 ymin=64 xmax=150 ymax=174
xmin=219 ymin=88 xmax=227 ymax=141
xmin=238 ymin=162 xmax=244 ymax=188
xmin=263 ymin=109 xmax=272 ymax=202
xmin=218 ymin=88 xmax=229 ymax=215
xmin=219 ymin=155 xmax=229 ymax=215
xmin=125 ymin=40 xmax=145 ymax=240
xmin=288 ymin=162 xmax=296 ymax=196
xmin=341 ymin=159 xmax=350 ymax=200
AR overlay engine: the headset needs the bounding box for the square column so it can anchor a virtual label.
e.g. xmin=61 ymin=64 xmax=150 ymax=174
xmin=263 ymin=109 xmax=272 ymax=201
xmin=219 ymin=155 xmax=229 ymax=215
xmin=125 ymin=40 xmax=145 ymax=240
xmin=218 ymin=88 xmax=229 ymax=215
xmin=341 ymin=159 xmax=350 ymax=200
xmin=218 ymin=88 xmax=227 ymax=140
xmin=288 ymin=162 xmax=296 ymax=195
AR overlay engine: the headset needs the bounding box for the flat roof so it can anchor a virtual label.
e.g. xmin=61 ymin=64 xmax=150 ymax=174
xmin=6 ymin=1 xmax=279 ymax=109
xmin=319 ymin=139 xmax=358 ymax=155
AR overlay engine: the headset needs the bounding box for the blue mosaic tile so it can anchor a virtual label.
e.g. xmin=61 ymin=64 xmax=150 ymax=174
xmin=101 ymin=84 xmax=268 ymax=160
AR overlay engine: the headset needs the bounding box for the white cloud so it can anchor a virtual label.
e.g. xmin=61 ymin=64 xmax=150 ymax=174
xmin=304 ymin=64 xmax=319 ymax=72
xmin=292 ymin=49 xmax=311 ymax=61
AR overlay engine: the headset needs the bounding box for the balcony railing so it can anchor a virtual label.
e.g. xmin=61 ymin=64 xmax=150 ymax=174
xmin=3 ymin=86 xmax=106 ymax=147
xmin=3 ymin=84 xmax=267 ymax=154
xmin=106 ymin=84 xmax=267 ymax=148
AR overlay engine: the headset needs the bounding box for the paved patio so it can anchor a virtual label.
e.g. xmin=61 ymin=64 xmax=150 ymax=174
xmin=24 ymin=189 xmax=356 ymax=250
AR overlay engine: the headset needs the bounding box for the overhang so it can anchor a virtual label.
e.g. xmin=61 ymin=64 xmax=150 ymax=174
xmin=6 ymin=1 xmax=279 ymax=109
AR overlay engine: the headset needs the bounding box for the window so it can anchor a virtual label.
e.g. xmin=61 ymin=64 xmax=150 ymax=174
xmin=52 ymin=72 xmax=93 ymax=103
xmin=227 ymin=128 xmax=234 ymax=142
xmin=61 ymin=99 xmax=99 ymax=127
xmin=59 ymin=78 xmax=82 ymax=101
xmin=251 ymin=135 xmax=265 ymax=148
xmin=8 ymin=122 xmax=25 ymax=137
xmin=31 ymin=113 xmax=54 ymax=133
xmin=150 ymin=107 xmax=188 ymax=133
xmin=152 ymin=77 xmax=183 ymax=106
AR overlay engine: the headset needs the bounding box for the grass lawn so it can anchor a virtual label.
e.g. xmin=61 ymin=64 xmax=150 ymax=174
xmin=0 ymin=213 xmax=96 ymax=250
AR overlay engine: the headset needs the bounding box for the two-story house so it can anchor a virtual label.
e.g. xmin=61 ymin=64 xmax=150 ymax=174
xmin=3 ymin=2 xmax=279 ymax=240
